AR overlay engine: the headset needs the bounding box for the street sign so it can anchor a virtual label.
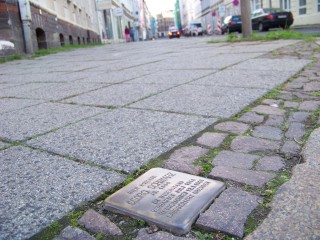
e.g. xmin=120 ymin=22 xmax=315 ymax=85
xmin=219 ymin=5 xmax=226 ymax=17
xmin=96 ymin=0 xmax=112 ymax=10
xmin=114 ymin=8 xmax=124 ymax=17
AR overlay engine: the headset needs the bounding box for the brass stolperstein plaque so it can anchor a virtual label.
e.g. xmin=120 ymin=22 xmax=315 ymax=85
xmin=105 ymin=168 xmax=226 ymax=234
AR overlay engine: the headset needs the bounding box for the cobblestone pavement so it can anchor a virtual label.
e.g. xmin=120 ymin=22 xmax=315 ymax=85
xmin=0 ymin=38 xmax=319 ymax=240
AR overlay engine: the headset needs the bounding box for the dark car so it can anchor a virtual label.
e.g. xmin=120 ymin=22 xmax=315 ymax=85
xmin=251 ymin=8 xmax=294 ymax=32
xmin=221 ymin=15 xmax=242 ymax=34
xmin=168 ymin=27 xmax=180 ymax=39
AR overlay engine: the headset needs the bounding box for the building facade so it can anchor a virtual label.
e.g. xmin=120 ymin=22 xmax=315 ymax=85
xmin=156 ymin=13 xmax=174 ymax=37
xmin=0 ymin=0 xmax=101 ymax=56
xmin=185 ymin=0 xmax=319 ymax=34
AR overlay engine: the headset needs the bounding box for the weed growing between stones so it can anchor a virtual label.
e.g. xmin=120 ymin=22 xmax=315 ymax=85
xmin=310 ymin=91 xmax=320 ymax=97
xmin=30 ymin=221 xmax=63 ymax=240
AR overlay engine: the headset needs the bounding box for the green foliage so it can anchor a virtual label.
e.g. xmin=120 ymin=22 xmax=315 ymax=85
xmin=67 ymin=211 xmax=85 ymax=227
xmin=0 ymin=55 xmax=23 ymax=63
xmin=227 ymin=33 xmax=240 ymax=42
xmin=311 ymin=91 xmax=320 ymax=97
xmin=264 ymin=173 xmax=289 ymax=202
xmin=30 ymin=221 xmax=62 ymax=240
xmin=136 ymin=219 xmax=146 ymax=227
xmin=192 ymin=230 xmax=216 ymax=240
xmin=225 ymin=30 xmax=320 ymax=43
xmin=264 ymin=88 xmax=281 ymax=99
xmin=207 ymin=39 xmax=225 ymax=44
xmin=95 ymin=233 xmax=105 ymax=239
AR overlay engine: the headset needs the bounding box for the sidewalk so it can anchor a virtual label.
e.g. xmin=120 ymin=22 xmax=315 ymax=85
xmin=48 ymin=40 xmax=320 ymax=240
xmin=0 ymin=38 xmax=319 ymax=240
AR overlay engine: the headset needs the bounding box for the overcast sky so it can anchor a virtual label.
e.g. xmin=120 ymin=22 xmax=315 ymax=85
xmin=145 ymin=0 xmax=175 ymax=16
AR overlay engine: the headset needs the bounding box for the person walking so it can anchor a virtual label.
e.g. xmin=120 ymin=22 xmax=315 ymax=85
xmin=129 ymin=27 xmax=135 ymax=42
xmin=125 ymin=27 xmax=130 ymax=42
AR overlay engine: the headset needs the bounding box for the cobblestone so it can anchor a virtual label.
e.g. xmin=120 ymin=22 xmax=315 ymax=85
xmin=209 ymin=166 xmax=276 ymax=187
xmin=196 ymin=188 xmax=263 ymax=238
xmin=262 ymin=99 xmax=281 ymax=105
xmin=238 ymin=112 xmax=265 ymax=124
xmin=196 ymin=132 xmax=228 ymax=148
xmin=252 ymin=105 xmax=286 ymax=116
xmin=255 ymin=156 xmax=285 ymax=172
xmin=299 ymin=100 xmax=320 ymax=111
xmin=78 ymin=209 xmax=122 ymax=235
xmin=135 ymin=228 xmax=194 ymax=240
xmin=53 ymin=226 xmax=95 ymax=240
xmin=284 ymin=101 xmax=299 ymax=109
xmin=285 ymin=122 xmax=306 ymax=140
xmin=214 ymin=121 xmax=250 ymax=134
xmin=288 ymin=112 xmax=310 ymax=123
xmin=230 ymin=136 xmax=280 ymax=153
xmin=212 ymin=150 xmax=259 ymax=170
xmin=164 ymin=146 xmax=208 ymax=175
xmin=252 ymin=126 xmax=283 ymax=140
xmin=303 ymin=82 xmax=320 ymax=92
xmin=263 ymin=114 xmax=284 ymax=127
xmin=281 ymin=141 xmax=301 ymax=155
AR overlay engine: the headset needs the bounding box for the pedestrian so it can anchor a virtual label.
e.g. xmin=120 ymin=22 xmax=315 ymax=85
xmin=125 ymin=27 xmax=130 ymax=42
xmin=130 ymin=27 xmax=135 ymax=42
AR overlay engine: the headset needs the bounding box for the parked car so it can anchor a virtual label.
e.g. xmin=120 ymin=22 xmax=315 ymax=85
xmin=251 ymin=8 xmax=294 ymax=32
xmin=188 ymin=21 xmax=203 ymax=36
xmin=168 ymin=26 xmax=180 ymax=39
xmin=221 ymin=15 xmax=242 ymax=34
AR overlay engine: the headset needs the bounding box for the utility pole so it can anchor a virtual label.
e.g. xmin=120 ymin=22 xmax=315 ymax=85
xmin=240 ymin=0 xmax=252 ymax=38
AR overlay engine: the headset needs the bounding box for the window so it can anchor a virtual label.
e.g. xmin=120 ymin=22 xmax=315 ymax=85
xmin=299 ymin=0 xmax=306 ymax=15
xmin=318 ymin=0 xmax=320 ymax=12
xmin=279 ymin=0 xmax=291 ymax=10
xmin=251 ymin=0 xmax=261 ymax=11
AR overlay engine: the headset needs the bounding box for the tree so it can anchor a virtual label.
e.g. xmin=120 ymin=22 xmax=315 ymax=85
xmin=240 ymin=0 xmax=252 ymax=37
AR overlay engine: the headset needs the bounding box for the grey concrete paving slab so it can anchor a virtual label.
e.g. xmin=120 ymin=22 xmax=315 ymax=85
xmin=63 ymin=83 xmax=173 ymax=107
xmin=0 ymin=98 xmax=43 ymax=113
xmin=27 ymin=109 xmax=215 ymax=172
xmin=130 ymin=85 xmax=268 ymax=117
xmin=0 ymin=141 xmax=8 ymax=149
xmin=228 ymin=58 xmax=311 ymax=72
xmin=126 ymin=70 xmax=216 ymax=85
xmin=0 ymin=146 xmax=125 ymax=240
xmin=0 ymin=72 xmax=87 ymax=83
xmin=192 ymin=69 xmax=293 ymax=89
xmin=139 ymin=53 xmax=264 ymax=71
xmin=0 ymin=102 xmax=104 ymax=141
xmin=0 ymin=82 xmax=108 ymax=100
xmin=73 ymin=69 xmax=153 ymax=84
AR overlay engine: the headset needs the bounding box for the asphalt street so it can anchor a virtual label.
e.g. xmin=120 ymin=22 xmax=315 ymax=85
xmin=0 ymin=37 xmax=312 ymax=239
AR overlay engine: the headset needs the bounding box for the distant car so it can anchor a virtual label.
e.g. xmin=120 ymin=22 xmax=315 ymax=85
xmin=221 ymin=15 xmax=242 ymax=34
xmin=251 ymin=8 xmax=294 ymax=32
xmin=168 ymin=27 xmax=180 ymax=39
xmin=188 ymin=22 xmax=203 ymax=36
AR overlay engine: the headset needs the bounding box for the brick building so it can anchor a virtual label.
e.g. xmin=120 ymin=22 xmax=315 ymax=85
xmin=0 ymin=0 xmax=100 ymax=56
